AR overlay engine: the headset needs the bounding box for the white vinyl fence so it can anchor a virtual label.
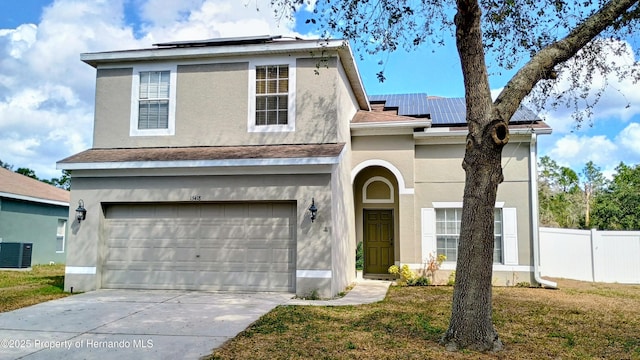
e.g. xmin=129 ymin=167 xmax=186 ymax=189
xmin=539 ymin=227 xmax=640 ymax=284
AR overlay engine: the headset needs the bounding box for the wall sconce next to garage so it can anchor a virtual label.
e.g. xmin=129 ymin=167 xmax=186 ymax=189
xmin=308 ymin=198 xmax=318 ymax=222
xmin=75 ymin=200 xmax=87 ymax=222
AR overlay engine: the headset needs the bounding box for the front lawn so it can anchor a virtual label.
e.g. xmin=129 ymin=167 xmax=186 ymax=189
xmin=0 ymin=264 xmax=69 ymax=312
xmin=209 ymin=279 xmax=640 ymax=359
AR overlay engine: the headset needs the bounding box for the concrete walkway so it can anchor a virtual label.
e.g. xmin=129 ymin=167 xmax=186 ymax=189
xmin=287 ymin=278 xmax=392 ymax=306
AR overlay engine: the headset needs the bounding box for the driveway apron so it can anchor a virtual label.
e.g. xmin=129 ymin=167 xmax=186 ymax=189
xmin=0 ymin=290 xmax=291 ymax=360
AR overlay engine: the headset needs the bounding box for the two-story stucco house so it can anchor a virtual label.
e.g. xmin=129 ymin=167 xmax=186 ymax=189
xmin=58 ymin=36 xmax=552 ymax=298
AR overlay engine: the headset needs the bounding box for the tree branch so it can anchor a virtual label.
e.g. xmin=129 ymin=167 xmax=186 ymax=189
xmin=494 ymin=0 xmax=640 ymax=120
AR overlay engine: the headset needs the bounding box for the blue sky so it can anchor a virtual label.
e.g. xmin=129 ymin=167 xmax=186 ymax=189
xmin=0 ymin=0 xmax=639 ymax=180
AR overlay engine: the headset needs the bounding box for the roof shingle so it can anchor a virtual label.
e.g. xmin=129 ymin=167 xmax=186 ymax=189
xmin=0 ymin=167 xmax=70 ymax=204
xmin=58 ymin=144 xmax=346 ymax=164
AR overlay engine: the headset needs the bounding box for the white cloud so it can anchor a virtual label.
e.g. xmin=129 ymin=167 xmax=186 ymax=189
xmin=531 ymin=39 xmax=640 ymax=134
xmin=0 ymin=0 xmax=295 ymax=180
xmin=137 ymin=0 xmax=298 ymax=44
xmin=617 ymin=122 xmax=640 ymax=157
xmin=546 ymin=134 xmax=617 ymax=171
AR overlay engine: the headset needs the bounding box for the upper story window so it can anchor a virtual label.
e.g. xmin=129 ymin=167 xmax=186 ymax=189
xmin=248 ymin=58 xmax=296 ymax=132
xmin=256 ymin=65 xmax=288 ymax=126
xmin=130 ymin=64 xmax=177 ymax=136
xmin=139 ymin=71 xmax=169 ymax=129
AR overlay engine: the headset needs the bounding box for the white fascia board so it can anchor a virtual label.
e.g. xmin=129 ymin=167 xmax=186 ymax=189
xmin=0 ymin=192 xmax=69 ymax=207
xmin=415 ymin=128 xmax=466 ymax=137
xmin=336 ymin=45 xmax=370 ymax=111
xmin=415 ymin=127 xmax=540 ymax=143
xmin=57 ymin=156 xmax=342 ymax=171
xmin=531 ymin=127 xmax=553 ymax=135
xmin=351 ymin=120 xmax=431 ymax=136
xmin=350 ymin=120 xmax=431 ymax=129
xmin=81 ymin=40 xmax=347 ymax=66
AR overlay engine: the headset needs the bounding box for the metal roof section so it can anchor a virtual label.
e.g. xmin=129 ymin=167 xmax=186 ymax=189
xmin=369 ymin=94 xmax=543 ymax=125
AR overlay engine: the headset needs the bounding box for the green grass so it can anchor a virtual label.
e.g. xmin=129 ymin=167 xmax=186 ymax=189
xmin=0 ymin=264 xmax=69 ymax=312
xmin=208 ymin=279 xmax=640 ymax=359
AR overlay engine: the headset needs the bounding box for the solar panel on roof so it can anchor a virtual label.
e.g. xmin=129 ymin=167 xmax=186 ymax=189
xmin=369 ymin=93 xmax=541 ymax=125
xmin=368 ymin=93 xmax=429 ymax=117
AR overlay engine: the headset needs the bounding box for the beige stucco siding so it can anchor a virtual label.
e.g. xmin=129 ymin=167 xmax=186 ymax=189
xmin=64 ymin=172 xmax=340 ymax=296
xmin=93 ymin=68 xmax=133 ymax=148
xmin=91 ymin=54 xmax=348 ymax=149
xmin=335 ymin=57 xmax=359 ymax=143
xmin=351 ymin=135 xmax=415 ymax=187
xmin=176 ymin=62 xmax=249 ymax=146
xmin=329 ymin=146 xmax=357 ymax=296
xmin=351 ymin=135 xmax=417 ymax=270
xmin=414 ymin=142 xmax=534 ymax=267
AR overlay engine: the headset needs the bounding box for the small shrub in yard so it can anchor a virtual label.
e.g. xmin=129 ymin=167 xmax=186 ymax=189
xmin=423 ymin=252 xmax=446 ymax=284
xmin=410 ymin=276 xmax=430 ymax=286
xmin=355 ymin=241 xmax=363 ymax=270
xmin=447 ymin=271 xmax=456 ymax=286
xmin=388 ymin=264 xmax=416 ymax=286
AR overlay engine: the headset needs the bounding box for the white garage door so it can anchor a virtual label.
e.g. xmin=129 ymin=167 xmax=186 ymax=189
xmin=102 ymin=202 xmax=296 ymax=292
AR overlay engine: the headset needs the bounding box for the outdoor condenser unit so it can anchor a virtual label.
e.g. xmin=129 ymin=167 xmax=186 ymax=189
xmin=0 ymin=242 xmax=33 ymax=268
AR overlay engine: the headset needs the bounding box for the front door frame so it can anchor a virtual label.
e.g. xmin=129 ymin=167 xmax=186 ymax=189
xmin=363 ymin=208 xmax=395 ymax=279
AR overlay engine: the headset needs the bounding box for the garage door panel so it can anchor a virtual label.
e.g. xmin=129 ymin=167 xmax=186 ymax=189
xmin=203 ymin=225 xmax=246 ymax=239
xmin=198 ymin=248 xmax=246 ymax=262
xmin=103 ymin=202 xmax=296 ymax=292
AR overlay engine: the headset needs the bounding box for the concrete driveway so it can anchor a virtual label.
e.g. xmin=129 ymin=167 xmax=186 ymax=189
xmin=0 ymin=290 xmax=292 ymax=360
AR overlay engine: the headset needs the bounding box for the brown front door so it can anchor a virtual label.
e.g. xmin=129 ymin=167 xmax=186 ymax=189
xmin=364 ymin=209 xmax=394 ymax=275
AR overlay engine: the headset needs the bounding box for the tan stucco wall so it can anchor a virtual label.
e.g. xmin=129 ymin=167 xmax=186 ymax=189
xmin=414 ymin=142 xmax=533 ymax=267
xmin=64 ymin=171 xmax=341 ymax=297
xmin=93 ymin=68 xmax=133 ymax=148
xmin=351 ymin=135 xmax=415 ymax=188
xmin=335 ymin=58 xmax=359 ymax=143
xmin=351 ymin=135 xmax=417 ymax=270
xmin=351 ymin=136 xmax=535 ymax=285
xmin=329 ymin=146 xmax=357 ymax=296
xmin=91 ymin=54 xmax=348 ymax=149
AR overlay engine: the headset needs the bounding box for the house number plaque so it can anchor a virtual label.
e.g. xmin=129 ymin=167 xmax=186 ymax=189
xmin=190 ymin=195 xmax=202 ymax=201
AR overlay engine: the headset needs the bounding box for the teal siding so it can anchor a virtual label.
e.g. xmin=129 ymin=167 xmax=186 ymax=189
xmin=0 ymin=198 xmax=68 ymax=265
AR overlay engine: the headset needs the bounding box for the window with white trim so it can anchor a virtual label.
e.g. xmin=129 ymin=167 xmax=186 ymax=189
xmin=56 ymin=219 xmax=66 ymax=253
xmin=255 ymin=65 xmax=289 ymax=125
xmin=248 ymin=59 xmax=295 ymax=132
xmin=436 ymin=208 xmax=503 ymax=263
xmin=130 ymin=65 xmax=177 ymax=136
xmin=138 ymin=71 xmax=169 ymax=129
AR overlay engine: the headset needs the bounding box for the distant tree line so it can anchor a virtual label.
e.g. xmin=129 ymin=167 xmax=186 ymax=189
xmin=0 ymin=159 xmax=70 ymax=190
xmin=539 ymin=156 xmax=639 ymax=230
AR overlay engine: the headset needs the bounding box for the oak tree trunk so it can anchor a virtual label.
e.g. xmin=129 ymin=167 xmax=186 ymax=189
xmin=441 ymin=0 xmax=508 ymax=351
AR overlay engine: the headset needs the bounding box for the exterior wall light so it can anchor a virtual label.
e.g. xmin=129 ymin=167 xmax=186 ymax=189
xmin=308 ymin=198 xmax=318 ymax=223
xmin=75 ymin=199 xmax=87 ymax=222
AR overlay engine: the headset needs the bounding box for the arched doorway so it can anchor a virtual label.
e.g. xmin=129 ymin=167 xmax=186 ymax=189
xmin=353 ymin=166 xmax=399 ymax=278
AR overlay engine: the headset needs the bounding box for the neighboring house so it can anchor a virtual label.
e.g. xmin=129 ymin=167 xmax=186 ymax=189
xmin=0 ymin=167 xmax=70 ymax=266
xmin=57 ymin=36 xmax=551 ymax=297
